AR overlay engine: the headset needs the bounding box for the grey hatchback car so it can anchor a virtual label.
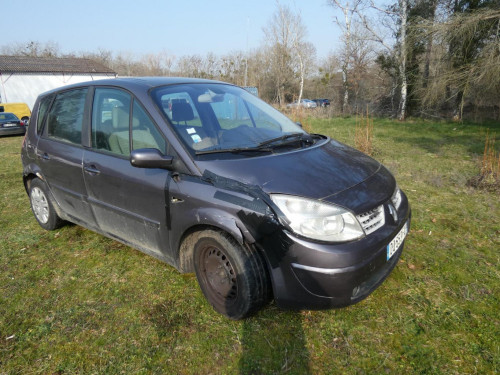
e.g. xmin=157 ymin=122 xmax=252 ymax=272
xmin=21 ymin=77 xmax=410 ymax=319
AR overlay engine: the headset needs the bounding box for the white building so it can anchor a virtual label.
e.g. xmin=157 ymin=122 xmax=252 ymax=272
xmin=0 ymin=56 xmax=117 ymax=109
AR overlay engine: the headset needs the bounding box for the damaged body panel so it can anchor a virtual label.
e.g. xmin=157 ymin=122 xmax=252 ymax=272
xmin=22 ymin=77 xmax=411 ymax=319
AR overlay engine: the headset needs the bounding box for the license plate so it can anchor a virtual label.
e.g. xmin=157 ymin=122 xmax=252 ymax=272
xmin=3 ymin=123 xmax=17 ymax=127
xmin=387 ymin=221 xmax=408 ymax=260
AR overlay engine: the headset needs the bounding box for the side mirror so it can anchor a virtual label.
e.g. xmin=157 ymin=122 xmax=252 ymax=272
xmin=130 ymin=148 xmax=174 ymax=170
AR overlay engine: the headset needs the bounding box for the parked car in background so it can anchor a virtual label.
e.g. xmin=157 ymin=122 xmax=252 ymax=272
xmin=21 ymin=77 xmax=410 ymax=319
xmin=286 ymin=99 xmax=317 ymax=109
xmin=313 ymin=98 xmax=330 ymax=107
xmin=0 ymin=112 xmax=26 ymax=136
xmin=0 ymin=102 xmax=31 ymax=124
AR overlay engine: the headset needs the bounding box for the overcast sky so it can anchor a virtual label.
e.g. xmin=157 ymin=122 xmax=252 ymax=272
xmin=3 ymin=0 xmax=346 ymax=61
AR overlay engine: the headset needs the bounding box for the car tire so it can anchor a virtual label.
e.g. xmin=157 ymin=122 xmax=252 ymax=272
xmin=193 ymin=230 xmax=271 ymax=320
xmin=29 ymin=178 xmax=64 ymax=230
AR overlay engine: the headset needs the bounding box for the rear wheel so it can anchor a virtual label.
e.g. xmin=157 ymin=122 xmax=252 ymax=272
xmin=29 ymin=178 xmax=63 ymax=230
xmin=192 ymin=230 xmax=271 ymax=320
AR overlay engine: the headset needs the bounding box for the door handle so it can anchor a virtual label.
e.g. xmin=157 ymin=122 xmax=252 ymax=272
xmin=84 ymin=165 xmax=101 ymax=175
xmin=37 ymin=152 xmax=50 ymax=160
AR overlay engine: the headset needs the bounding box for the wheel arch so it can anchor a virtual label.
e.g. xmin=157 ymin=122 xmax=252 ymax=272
xmin=22 ymin=164 xmax=45 ymax=195
xmin=23 ymin=173 xmax=35 ymax=194
xmin=183 ymin=225 xmax=273 ymax=318
xmin=24 ymin=171 xmax=66 ymax=221
xmin=177 ymin=223 xmax=245 ymax=273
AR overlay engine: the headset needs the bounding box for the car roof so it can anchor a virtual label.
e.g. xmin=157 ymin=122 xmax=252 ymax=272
xmin=39 ymin=77 xmax=232 ymax=97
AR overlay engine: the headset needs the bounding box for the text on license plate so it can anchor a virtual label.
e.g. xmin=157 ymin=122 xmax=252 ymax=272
xmin=3 ymin=123 xmax=17 ymax=127
xmin=387 ymin=221 xmax=408 ymax=260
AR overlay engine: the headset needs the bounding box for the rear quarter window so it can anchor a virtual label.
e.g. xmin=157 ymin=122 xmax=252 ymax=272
xmin=36 ymin=95 xmax=53 ymax=134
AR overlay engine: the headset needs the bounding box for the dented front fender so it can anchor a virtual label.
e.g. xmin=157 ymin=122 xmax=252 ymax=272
xmin=168 ymin=172 xmax=277 ymax=268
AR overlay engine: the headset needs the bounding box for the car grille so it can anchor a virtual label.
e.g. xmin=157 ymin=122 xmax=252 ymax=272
xmin=357 ymin=205 xmax=385 ymax=235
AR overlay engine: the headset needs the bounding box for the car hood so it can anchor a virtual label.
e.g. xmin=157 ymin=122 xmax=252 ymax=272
xmin=195 ymin=138 xmax=396 ymax=213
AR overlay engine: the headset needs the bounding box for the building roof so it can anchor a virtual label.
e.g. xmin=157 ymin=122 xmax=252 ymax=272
xmin=0 ymin=55 xmax=116 ymax=75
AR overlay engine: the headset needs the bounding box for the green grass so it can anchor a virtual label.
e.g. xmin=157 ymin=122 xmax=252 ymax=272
xmin=1 ymin=118 xmax=499 ymax=374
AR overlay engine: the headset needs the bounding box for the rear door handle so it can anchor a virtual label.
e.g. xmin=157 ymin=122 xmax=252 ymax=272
xmin=84 ymin=165 xmax=101 ymax=175
xmin=38 ymin=152 xmax=50 ymax=160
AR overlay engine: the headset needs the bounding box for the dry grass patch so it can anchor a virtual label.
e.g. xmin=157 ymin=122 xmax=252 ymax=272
xmin=468 ymin=130 xmax=500 ymax=191
xmin=354 ymin=111 xmax=374 ymax=155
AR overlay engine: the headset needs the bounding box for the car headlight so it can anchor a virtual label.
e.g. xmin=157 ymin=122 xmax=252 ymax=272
xmin=270 ymin=194 xmax=365 ymax=242
xmin=391 ymin=186 xmax=402 ymax=210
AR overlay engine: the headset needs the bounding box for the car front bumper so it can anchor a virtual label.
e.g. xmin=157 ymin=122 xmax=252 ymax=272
xmin=262 ymin=196 xmax=411 ymax=310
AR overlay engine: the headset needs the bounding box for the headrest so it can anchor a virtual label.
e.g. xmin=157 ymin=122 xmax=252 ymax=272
xmin=112 ymin=106 xmax=129 ymax=128
xmin=112 ymin=106 xmax=139 ymax=128
xmin=172 ymin=101 xmax=194 ymax=122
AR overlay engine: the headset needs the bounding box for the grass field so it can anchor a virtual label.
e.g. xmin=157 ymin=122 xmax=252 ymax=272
xmin=1 ymin=118 xmax=499 ymax=374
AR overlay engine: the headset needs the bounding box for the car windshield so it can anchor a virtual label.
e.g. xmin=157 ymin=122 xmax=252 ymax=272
xmin=151 ymin=83 xmax=306 ymax=155
xmin=0 ymin=113 xmax=18 ymax=121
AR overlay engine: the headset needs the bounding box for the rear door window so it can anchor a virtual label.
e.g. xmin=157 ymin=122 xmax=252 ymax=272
xmin=46 ymin=89 xmax=88 ymax=145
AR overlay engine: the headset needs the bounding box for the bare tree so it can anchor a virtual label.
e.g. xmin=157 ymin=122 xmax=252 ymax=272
xmin=201 ymin=52 xmax=219 ymax=79
xmin=219 ymin=51 xmax=248 ymax=86
xmin=1 ymin=41 xmax=60 ymax=57
xmin=140 ymin=50 xmax=175 ymax=76
xmin=420 ymin=8 xmax=500 ymax=119
xmin=176 ymin=54 xmax=204 ymax=78
xmin=348 ymin=23 xmax=377 ymax=111
xmin=398 ymin=0 xmax=408 ymax=120
xmin=357 ymin=0 xmax=409 ymax=120
xmin=314 ymin=54 xmax=341 ymax=105
xmin=294 ymin=42 xmax=317 ymax=104
xmin=329 ymin=0 xmax=364 ymax=113
xmin=263 ymin=2 xmax=308 ymax=105
xmin=422 ymin=0 xmax=438 ymax=89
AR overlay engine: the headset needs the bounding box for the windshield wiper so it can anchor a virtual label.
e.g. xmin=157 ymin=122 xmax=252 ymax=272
xmin=257 ymin=133 xmax=314 ymax=148
xmin=195 ymin=133 xmax=317 ymax=155
xmin=195 ymin=146 xmax=273 ymax=155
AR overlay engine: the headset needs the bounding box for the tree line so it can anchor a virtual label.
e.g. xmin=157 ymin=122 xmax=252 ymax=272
xmin=2 ymin=0 xmax=499 ymax=121
xmin=330 ymin=0 xmax=499 ymax=121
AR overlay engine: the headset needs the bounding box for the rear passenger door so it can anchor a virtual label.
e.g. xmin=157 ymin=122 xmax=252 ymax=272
xmin=36 ymin=87 xmax=97 ymax=228
xmin=82 ymin=87 xmax=171 ymax=260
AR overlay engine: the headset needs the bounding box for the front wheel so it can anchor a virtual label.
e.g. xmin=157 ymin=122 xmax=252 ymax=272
xmin=29 ymin=178 xmax=63 ymax=230
xmin=193 ymin=230 xmax=271 ymax=320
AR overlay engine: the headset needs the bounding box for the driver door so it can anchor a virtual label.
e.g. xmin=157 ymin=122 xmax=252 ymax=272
xmin=82 ymin=87 xmax=172 ymax=260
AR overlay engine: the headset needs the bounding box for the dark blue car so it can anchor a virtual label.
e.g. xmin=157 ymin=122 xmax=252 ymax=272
xmin=0 ymin=112 xmax=26 ymax=136
xmin=21 ymin=78 xmax=410 ymax=319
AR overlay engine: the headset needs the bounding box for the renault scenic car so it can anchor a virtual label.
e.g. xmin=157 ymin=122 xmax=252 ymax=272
xmin=21 ymin=78 xmax=410 ymax=319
